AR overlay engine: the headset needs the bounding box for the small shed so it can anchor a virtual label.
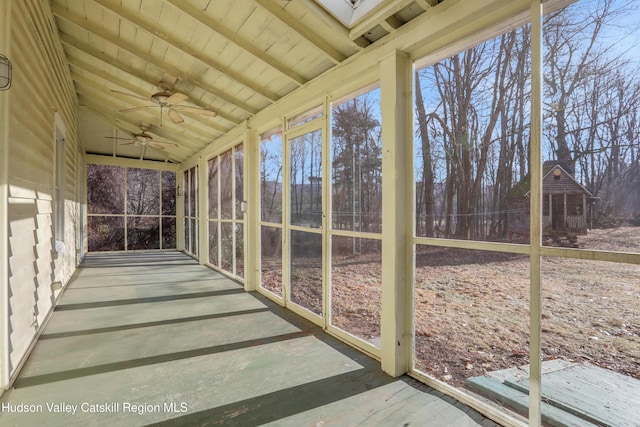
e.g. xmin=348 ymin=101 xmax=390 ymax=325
xmin=507 ymin=162 xmax=596 ymax=244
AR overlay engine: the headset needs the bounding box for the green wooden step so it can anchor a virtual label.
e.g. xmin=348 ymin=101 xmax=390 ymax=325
xmin=466 ymin=376 xmax=600 ymax=427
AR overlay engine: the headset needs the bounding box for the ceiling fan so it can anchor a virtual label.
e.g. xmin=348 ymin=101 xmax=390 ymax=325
xmin=105 ymin=125 xmax=178 ymax=151
xmin=112 ymin=83 xmax=217 ymax=125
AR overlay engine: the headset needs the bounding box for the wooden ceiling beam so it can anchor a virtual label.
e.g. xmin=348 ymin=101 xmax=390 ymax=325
xmin=254 ymin=0 xmax=347 ymax=64
xmin=349 ymin=0 xmax=414 ymax=41
xmin=296 ymin=0 xmax=370 ymax=49
xmin=414 ymin=0 xmax=439 ymax=10
xmin=69 ymin=50 xmax=229 ymax=134
xmin=91 ymin=0 xmax=280 ymax=102
xmin=81 ymin=98 xmax=209 ymax=156
xmin=67 ymin=56 xmax=230 ymax=135
xmin=78 ymin=98 xmax=184 ymax=163
xmin=75 ymin=83 xmax=213 ymax=151
xmin=380 ymin=16 xmax=402 ymax=33
xmin=53 ymin=5 xmax=260 ymax=117
xmin=59 ymin=32 xmax=255 ymax=125
xmin=164 ymin=0 xmax=307 ymax=87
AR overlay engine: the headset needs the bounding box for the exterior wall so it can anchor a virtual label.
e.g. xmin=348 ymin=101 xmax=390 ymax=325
xmin=2 ymin=0 xmax=80 ymax=388
xmin=509 ymin=170 xmax=590 ymax=238
xmin=542 ymin=171 xmax=587 ymax=195
xmin=507 ymin=197 xmax=530 ymax=236
xmin=0 ymin=0 xmax=12 ymax=391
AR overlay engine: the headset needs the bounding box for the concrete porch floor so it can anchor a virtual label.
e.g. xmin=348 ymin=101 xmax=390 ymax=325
xmin=1 ymin=251 xmax=500 ymax=426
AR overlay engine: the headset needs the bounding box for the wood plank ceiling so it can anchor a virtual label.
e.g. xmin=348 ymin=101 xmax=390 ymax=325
xmin=50 ymin=0 xmax=440 ymax=163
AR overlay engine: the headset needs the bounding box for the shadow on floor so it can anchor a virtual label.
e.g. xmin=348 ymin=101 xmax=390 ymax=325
xmin=1 ymin=251 xmax=499 ymax=427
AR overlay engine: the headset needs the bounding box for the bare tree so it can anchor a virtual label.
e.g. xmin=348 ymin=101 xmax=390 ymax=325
xmin=415 ymin=72 xmax=436 ymax=237
xmin=544 ymin=0 xmax=640 ymax=221
xmin=332 ymin=93 xmax=382 ymax=233
xmin=417 ymin=30 xmax=524 ymax=240
xmin=260 ymin=139 xmax=283 ymax=223
xmin=414 ymin=0 xmax=640 ymax=240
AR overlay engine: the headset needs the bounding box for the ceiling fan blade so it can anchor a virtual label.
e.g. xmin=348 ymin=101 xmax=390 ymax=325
xmin=120 ymin=105 xmax=156 ymax=113
xmin=111 ymin=90 xmax=149 ymax=102
xmin=168 ymin=108 xmax=184 ymax=124
xmin=166 ymin=92 xmax=189 ymax=105
xmin=149 ymin=140 xmax=179 ymax=147
xmin=174 ymin=105 xmax=218 ymax=117
xmin=119 ymin=141 xmax=136 ymax=145
xmin=104 ymin=136 xmax=134 ymax=141
xmin=147 ymin=140 xmax=180 ymax=151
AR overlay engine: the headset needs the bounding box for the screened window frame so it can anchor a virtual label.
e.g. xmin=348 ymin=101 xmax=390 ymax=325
xmin=206 ymin=142 xmax=246 ymax=280
xmin=86 ymin=161 xmax=177 ymax=253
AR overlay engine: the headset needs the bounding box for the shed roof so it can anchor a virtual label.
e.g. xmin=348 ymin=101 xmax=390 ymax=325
xmin=507 ymin=165 xmax=595 ymax=199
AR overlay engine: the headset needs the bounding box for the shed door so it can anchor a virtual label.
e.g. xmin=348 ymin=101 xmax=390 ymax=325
xmin=552 ymin=195 xmax=565 ymax=230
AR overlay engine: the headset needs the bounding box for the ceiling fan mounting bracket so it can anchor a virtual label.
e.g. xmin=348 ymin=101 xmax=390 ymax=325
xmin=151 ymin=91 xmax=172 ymax=105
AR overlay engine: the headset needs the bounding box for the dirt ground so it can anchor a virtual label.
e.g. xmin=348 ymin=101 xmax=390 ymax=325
xmin=261 ymin=227 xmax=640 ymax=388
xmin=337 ymin=226 xmax=640 ymax=387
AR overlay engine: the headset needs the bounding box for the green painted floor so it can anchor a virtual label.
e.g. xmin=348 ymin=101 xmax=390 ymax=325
xmin=1 ymin=251 xmax=501 ymax=427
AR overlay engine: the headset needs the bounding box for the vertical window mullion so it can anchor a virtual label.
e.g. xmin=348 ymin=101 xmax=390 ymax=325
xmin=124 ymin=167 xmax=128 ymax=251
xmin=216 ymin=157 xmax=221 ymax=267
xmin=159 ymin=171 xmax=163 ymax=250
xmin=529 ymin=0 xmax=544 ymax=425
xmin=231 ymin=147 xmax=236 ymax=275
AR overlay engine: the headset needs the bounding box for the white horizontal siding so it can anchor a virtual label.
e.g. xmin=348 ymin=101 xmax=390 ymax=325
xmin=4 ymin=0 xmax=80 ymax=380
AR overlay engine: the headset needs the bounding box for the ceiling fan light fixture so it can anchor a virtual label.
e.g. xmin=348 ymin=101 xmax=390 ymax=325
xmin=135 ymin=132 xmax=153 ymax=142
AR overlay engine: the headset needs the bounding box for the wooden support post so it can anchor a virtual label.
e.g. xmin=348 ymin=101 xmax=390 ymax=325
xmin=245 ymin=129 xmax=259 ymax=292
xmin=198 ymin=158 xmax=207 ymax=265
xmin=380 ymin=50 xmax=413 ymax=377
xmin=176 ymin=169 xmax=185 ymax=252
xmin=281 ymin=117 xmax=291 ymax=304
xmin=529 ymin=0 xmax=543 ymax=425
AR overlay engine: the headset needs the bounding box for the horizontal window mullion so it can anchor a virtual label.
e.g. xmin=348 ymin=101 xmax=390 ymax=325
xmin=259 ymin=221 xmax=284 ymax=228
xmin=289 ymin=224 xmax=323 ymax=234
xmin=284 ymin=118 xmax=325 ymax=140
xmin=330 ymin=229 xmax=382 ymax=240
xmin=413 ymin=236 xmax=531 ymax=255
